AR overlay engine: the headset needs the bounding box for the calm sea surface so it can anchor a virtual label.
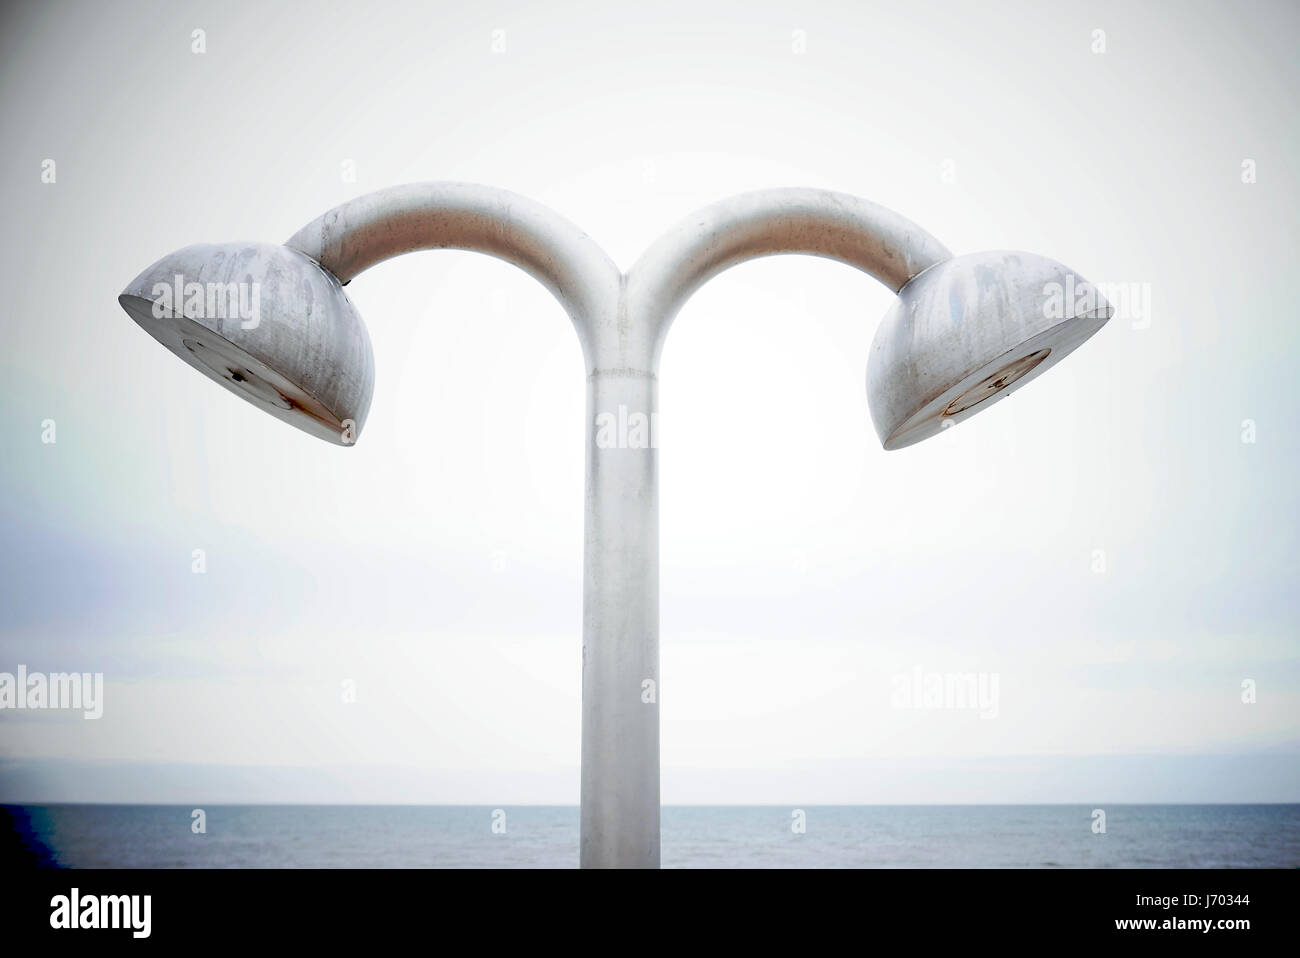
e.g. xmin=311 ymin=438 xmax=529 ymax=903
xmin=5 ymin=804 xmax=1298 ymax=868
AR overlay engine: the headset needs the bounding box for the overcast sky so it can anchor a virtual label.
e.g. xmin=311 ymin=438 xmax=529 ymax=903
xmin=0 ymin=0 xmax=1297 ymax=804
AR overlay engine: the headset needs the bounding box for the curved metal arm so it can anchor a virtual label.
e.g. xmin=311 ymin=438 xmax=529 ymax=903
xmin=626 ymin=188 xmax=952 ymax=363
xmin=285 ymin=182 xmax=622 ymax=361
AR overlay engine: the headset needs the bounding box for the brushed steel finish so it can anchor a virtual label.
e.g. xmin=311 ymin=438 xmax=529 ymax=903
xmin=119 ymin=182 xmax=1112 ymax=868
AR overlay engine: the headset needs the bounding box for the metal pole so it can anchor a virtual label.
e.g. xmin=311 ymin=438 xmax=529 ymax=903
xmin=127 ymin=180 xmax=1111 ymax=865
xmin=285 ymin=184 xmax=952 ymax=868
xmin=580 ymin=362 xmax=660 ymax=867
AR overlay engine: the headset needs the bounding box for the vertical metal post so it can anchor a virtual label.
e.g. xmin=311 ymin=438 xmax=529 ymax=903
xmin=580 ymin=360 xmax=660 ymax=868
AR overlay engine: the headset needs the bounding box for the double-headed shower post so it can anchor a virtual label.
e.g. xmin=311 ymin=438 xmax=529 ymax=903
xmin=122 ymin=182 xmax=1110 ymax=868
